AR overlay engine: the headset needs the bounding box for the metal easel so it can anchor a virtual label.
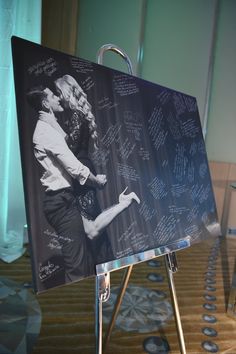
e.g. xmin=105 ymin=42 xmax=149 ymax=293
xmin=95 ymin=44 xmax=187 ymax=354
xmin=95 ymin=44 xmax=134 ymax=354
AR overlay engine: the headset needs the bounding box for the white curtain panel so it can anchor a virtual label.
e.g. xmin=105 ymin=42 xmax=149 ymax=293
xmin=0 ymin=0 xmax=41 ymax=262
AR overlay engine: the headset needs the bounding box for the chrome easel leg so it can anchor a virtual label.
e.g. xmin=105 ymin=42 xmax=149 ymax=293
xmin=165 ymin=252 xmax=186 ymax=354
xmin=95 ymin=273 xmax=110 ymax=354
xmin=104 ymin=265 xmax=133 ymax=352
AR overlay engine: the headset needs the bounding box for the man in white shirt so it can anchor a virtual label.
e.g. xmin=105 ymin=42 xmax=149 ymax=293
xmin=27 ymin=86 xmax=107 ymax=282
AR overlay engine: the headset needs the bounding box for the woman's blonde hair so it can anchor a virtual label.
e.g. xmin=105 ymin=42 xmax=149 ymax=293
xmin=55 ymin=74 xmax=98 ymax=148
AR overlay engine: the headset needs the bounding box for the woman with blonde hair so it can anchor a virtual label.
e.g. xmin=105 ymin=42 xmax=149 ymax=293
xmin=53 ymin=74 xmax=140 ymax=261
xmin=55 ymin=75 xmax=98 ymax=150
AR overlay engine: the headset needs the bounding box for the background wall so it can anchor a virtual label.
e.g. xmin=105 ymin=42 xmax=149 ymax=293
xmin=205 ymin=0 xmax=236 ymax=163
xmin=77 ymin=0 xmax=145 ymax=74
xmin=42 ymin=0 xmax=78 ymax=55
xmin=141 ymin=0 xmax=216 ymax=129
xmin=76 ymin=0 xmax=236 ymax=164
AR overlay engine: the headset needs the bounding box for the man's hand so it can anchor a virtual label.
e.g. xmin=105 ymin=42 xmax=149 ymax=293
xmin=95 ymin=174 xmax=107 ymax=189
xmin=86 ymin=172 xmax=107 ymax=189
xmin=39 ymin=110 xmax=67 ymax=139
xmin=39 ymin=110 xmax=55 ymax=124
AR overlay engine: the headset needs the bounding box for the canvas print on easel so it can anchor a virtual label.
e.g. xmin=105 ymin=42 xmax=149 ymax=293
xmin=12 ymin=37 xmax=220 ymax=293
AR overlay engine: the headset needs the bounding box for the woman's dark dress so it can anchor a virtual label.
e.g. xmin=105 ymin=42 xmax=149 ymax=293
xmin=65 ymin=110 xmax=114 ymax=265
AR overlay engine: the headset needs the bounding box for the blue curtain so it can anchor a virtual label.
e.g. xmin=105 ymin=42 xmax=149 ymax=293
xmin=0 ymin=0 xmax=41 ymax=262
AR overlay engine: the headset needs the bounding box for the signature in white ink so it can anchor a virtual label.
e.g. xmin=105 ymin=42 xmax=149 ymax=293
xmin=38 ymin=261 xmax=60 ymax=281
xmin=44 ymin=229 xmax=73 ymax=243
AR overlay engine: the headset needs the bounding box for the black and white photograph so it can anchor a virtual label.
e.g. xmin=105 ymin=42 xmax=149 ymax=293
xmin=12 ymin=36 xmax=220 ymax=293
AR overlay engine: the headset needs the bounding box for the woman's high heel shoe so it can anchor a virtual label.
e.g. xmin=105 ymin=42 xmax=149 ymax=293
xmin=119 ymin=187 xmax=140 ymax=204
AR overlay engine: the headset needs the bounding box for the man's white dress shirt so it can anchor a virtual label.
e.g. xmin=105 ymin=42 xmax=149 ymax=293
xmin=33 ymin=113 xmax=90 ymax=192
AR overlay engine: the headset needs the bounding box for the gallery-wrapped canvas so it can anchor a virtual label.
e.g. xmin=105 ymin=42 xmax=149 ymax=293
xmin=12 ymin=37 xmax=220 ymax=293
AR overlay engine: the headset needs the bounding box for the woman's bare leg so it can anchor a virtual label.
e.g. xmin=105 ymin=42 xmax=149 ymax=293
xmin=82 ymin=187 xmax=140 ymax=240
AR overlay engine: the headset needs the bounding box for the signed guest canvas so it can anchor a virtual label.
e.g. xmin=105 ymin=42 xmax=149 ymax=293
xmin=12 ymin=37 xmax=220 ymax=293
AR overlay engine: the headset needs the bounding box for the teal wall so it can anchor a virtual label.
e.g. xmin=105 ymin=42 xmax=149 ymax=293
xmin=142 ymin=0 xmax=216 ymax=124
xmin=76 ymin=0 xmax=236 ymax=164
xmin=77 ymin=0 xmax=145 ymax=73
xmin=205 ymin=0 xmax=236 ymax=163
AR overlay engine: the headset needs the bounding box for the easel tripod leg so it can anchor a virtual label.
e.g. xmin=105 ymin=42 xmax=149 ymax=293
xmin=95 ymin=276 xmax=103 ymax=354
xmin=165 ymin=252 xmax=186 ymax=354
xmin=95 ymin=273 xmax=111 ymax=354
xmin=104 ymin=265 xmax=133 ymax=351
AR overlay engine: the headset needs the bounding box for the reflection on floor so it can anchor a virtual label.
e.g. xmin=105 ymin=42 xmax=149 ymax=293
xmin=0 ymin=277 xmax=41 ymax=354
xmin=0 ymin=236 xmax=236 ymax=353
xmin=103 ymin=284 xmax=173 ymax=333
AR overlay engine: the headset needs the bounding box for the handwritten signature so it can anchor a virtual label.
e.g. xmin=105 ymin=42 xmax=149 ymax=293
xmin=38 ymin=261 xmax=60 ymax=281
